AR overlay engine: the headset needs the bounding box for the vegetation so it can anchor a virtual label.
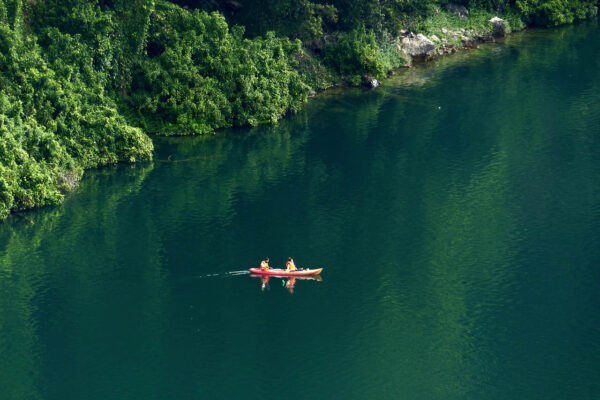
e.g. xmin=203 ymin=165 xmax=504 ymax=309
xmin=0 ymin=1 xmax=152 ymax=220
xmin=322 ymin=25 xmax=405 ymax=84
xmin=127 ymin=2 xmax=309 ymax=135
xmin=0 ymin=0 xmax=597 ymax=219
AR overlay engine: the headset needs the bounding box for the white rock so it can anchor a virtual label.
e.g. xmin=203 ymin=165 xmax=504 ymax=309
xmin=490 ymin=17 xmax=507 ymax=37
xmin=401 ymin=33 xmax=436 ymax=57
xmin=362 ymin=75 xmax=380 ymax=89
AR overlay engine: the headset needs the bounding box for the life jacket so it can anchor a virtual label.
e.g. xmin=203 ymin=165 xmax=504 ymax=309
xmin=260 ymin=261 xmax=269 ymax=271
xmin=286 ymin=260 xmax=296 ymax=271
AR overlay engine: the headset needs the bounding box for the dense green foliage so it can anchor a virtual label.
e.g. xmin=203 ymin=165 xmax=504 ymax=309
xmin=0 ymin=1 xmax=152 ymax=220
xmin=515 ymin=0 xmax=598 ymax=25
xmin=322 ymin=25 xmax=405 ymax=83
xmin=178 ymin=0 xmax=597 ymax=37
xmin=127 ymin=2 xmax=309 ymax=134
xmin=0 ymin=0 xmax=597 ymax=219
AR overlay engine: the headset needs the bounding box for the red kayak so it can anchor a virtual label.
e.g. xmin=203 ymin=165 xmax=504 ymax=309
xmin=248 ymin=268 xmax=323 ymax=276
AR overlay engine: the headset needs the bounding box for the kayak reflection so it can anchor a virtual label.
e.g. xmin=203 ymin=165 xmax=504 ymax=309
xmin=261 ymin=275 xmax=269 ymax=291
xmin=250 ymin=274 xmax=323 ymax=293
xmin=285 ymin=277 xmax=296 ymax=294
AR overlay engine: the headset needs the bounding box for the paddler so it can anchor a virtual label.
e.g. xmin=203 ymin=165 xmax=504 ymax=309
xmin=260 ymin=257 xmax=270 ymax=271
xmin=285 ymin=257 xmax=297 ymax=271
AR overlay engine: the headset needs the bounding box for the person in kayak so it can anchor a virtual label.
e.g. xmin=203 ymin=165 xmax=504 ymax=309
xmin=286 ymin=257 xmax=297 ymax=271
xmin=260 ymin=257 xmax=270 ymax=271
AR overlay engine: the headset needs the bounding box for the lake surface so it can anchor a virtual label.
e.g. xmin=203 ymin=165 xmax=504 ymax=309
xmin=1 ymin=20 xmax=600 ymax=400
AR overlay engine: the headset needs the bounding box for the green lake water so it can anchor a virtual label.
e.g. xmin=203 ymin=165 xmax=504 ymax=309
xmin=1 ymin=20 xmax=600 ymax=400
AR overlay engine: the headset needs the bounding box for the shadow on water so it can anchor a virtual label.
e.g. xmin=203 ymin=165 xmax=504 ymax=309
xmin=0 ymin=18 xmax=600 ymax=400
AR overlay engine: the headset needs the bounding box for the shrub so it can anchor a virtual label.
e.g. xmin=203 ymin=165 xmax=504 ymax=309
xmin=323 ymin=25 xmax=405 ymax=82
xmin=516 ymin=0 xmax=598 ymax=26
xmin=127 ymin=3 xmax=310 ymax=135
xmin=0 ymin=17 xmax=152 ymax=219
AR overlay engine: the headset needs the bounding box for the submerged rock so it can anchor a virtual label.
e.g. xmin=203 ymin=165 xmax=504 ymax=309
xmin=401 ymin=33 xmax=436 ymax=57
xmin=490 ymin=17 xmax=507 ymax=37
xmin=445 ymin=3 xmax=469 ymax=18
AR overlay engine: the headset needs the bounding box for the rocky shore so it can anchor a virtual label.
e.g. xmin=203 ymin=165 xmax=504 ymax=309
xmin=399 ymin=15 xmax=509 ymax=66
xmin=359 ymin=11 xmax=512 ymax=88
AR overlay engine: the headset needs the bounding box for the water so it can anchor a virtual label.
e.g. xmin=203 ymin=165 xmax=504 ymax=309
xmin=1 ymin=20 xmax=600 ymax=399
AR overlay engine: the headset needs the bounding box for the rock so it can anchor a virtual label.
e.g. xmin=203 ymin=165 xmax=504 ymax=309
xmin=400 ymin=29 xmax=409 ymax=36
xmin=445 ymin=3 xmax=469 ymax=18
xmin=475 ymin=32 xmax=494 ymax=42
xmin=362 ymin=76 xmax=380 ymax=89
xmin=57 ymin=171 xmax=80 ymax=190
xmin=490 ymin=17 xmax=506 ymax=37
xmin=441 ymin=28 xmax=448 ymax=35
xmin=461 ymin=35 xmax=476 ymax=48
xmin=401 ymin=33 xmax=436 ymax=57
xmin=430 ymin=34 xmax=440 ymax=42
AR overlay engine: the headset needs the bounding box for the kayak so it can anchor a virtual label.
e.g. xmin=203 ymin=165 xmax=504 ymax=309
xmin=249 ymin=268 xmax=322 ymax=276
xmin=248 ymin=268 xmax=323 ymax=276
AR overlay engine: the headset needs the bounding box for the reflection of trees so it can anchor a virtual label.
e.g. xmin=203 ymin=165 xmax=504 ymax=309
xmin=298 ymin=82 xmax=519 ymax=397
xmin=40 ymin=165 xmax=170 ymax=398
xmin=144 ymin=115 xmax=313 ymax=273
xmin=151 ymin=115 xmax=311 ymax=226
xmin=300 ymin=20 xmax=600 ymax=398
xmin=0 ymin=113 xmax=312 ymax=397
xmin=0 ymin=232 xmax=42 ymax=399
xmin=0 ymin=163 xmax=159 ymax=398
xmin=420 ymin=149 xmax=515 ymax=397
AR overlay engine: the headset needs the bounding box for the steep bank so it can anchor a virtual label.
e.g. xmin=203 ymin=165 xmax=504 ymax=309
xmin=0 ymin=0 xmax=598 ymax=220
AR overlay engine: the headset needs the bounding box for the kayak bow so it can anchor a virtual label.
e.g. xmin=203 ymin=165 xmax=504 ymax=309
xmin=248 ymin=268 xmax=323 ymax=276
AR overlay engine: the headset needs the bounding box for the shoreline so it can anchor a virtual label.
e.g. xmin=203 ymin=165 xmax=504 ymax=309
xmin=310 ymin=14 xmax=523 ymax=95
xmin=0 ymin=9 xmax=597 ymax=222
